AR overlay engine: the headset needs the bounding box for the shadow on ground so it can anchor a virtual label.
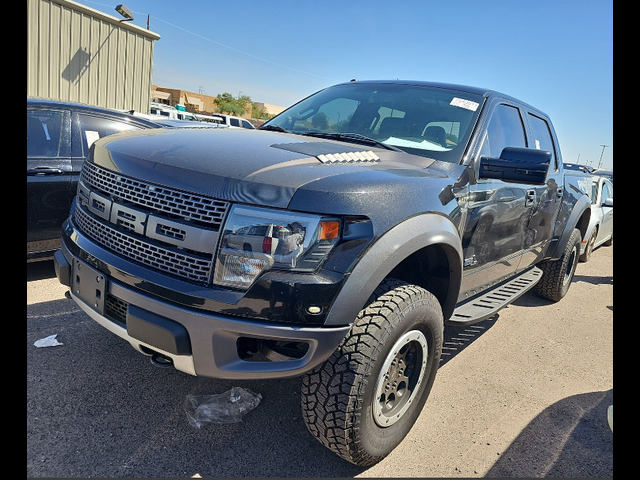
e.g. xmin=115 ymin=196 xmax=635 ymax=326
xmin=486 ymin=390 xmax=614 ymax=478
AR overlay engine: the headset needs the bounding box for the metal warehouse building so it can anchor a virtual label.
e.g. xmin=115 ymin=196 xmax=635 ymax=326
xmin=27 ymin=0 xmax=160 ymax=113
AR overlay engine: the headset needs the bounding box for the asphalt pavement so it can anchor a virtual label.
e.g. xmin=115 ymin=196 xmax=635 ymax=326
xmin=27 ymin=245 xmax=613 ymax=478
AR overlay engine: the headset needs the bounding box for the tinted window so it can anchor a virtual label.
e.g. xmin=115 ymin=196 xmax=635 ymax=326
xmin=27 ymin=110 xmax=64 ymax=157
xmin=528 ymin=113 xmax=557 ymax=168
xmin=230 ymin=118 xmax=241 ymax=127
xmin=479 ymin=104 xmax=527 ymax=159
xmin=78 ymin=113 xmax=141 ymax=155
xmin=241 ymin=120 xmax=254 ymax=129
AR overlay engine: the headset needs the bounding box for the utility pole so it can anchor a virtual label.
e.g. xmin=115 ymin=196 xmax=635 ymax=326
xmin=598 ymin=144 xmax=609 ymax=169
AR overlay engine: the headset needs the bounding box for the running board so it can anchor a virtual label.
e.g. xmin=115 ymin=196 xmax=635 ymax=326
xmin=448 ymin=267 xmax=543 ymax=326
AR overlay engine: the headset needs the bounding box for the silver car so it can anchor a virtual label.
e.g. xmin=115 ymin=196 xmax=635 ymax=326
xmin=580 ymin=175 xmax=614 ymax=262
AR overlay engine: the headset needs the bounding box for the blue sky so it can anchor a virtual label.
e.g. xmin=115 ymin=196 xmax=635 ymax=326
xmin=83 ymin=0 xmax=613 ymax=169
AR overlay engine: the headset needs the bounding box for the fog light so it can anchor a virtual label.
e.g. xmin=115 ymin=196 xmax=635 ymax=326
xmin=307 ymin=306 xmax=322 ymax=315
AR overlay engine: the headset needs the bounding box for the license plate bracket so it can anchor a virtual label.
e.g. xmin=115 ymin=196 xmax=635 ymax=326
xmin=72 ymin=258 xmax=107 ymax=315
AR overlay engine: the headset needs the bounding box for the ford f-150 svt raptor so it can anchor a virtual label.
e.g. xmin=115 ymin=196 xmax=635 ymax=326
xmin=55 ymin=80 xmax=592 ymax=466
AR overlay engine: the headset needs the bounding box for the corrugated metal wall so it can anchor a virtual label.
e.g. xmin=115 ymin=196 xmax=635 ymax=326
xmin=27 ymin=0 xmax=160 ymax=113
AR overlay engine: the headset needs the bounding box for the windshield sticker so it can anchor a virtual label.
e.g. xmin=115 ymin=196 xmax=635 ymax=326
xmin=450 ymin=97 xmax=480 ymax=112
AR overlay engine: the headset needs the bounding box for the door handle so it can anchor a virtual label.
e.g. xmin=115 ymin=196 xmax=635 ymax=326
xmin=27 ymin=167 xmax=64 ymax=176
xmin=525 ymin=189 xmax=536 ymax=207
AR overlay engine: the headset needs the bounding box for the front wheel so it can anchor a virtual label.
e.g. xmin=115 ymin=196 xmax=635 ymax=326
xmin=301 ymin=279 xmax=444 ymax=467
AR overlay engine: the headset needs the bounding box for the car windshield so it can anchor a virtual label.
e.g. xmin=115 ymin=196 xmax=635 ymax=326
xmin=263 ymin=83 xmax=484 ymax=163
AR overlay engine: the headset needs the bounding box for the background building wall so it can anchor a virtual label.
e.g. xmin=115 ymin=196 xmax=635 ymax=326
xmin=27 ymin=0 xmax=160 ymax=113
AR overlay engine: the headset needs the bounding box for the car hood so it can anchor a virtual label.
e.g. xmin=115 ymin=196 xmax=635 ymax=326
xmin=91 ymin=128 xmax=457 ymax=210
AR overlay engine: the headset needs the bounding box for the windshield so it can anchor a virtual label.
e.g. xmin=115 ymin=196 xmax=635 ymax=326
xmin=263 ymin=83 xmax=485 ymax=163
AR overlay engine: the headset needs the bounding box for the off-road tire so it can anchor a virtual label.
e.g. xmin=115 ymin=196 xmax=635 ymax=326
xmin=534 ymin=228 xmax=581 ymax=302
xmin=301 ymin=279 xmax=444 ymax=467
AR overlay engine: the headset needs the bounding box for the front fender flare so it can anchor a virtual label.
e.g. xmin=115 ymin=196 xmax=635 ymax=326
xmin=324 ymin=214 xmax=463 ymax=326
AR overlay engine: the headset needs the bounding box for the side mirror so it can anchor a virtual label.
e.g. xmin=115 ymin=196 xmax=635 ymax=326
xmin=479 ymin=147 xmax=551 ymax=185
xmin=603 ymin=197 xmax=613 ymax=207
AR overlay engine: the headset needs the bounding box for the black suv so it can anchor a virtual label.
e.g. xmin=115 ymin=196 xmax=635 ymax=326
xmin=27 ymin=98 xmax=162 ymax=262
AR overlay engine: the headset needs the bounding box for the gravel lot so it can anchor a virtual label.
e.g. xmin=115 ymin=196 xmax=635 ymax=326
xmin=27 ymin=245 xmax=613 ymax=477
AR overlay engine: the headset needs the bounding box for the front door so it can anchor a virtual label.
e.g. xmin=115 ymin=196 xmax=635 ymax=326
xmin=460 ymin=103 xmax=534 ymax=297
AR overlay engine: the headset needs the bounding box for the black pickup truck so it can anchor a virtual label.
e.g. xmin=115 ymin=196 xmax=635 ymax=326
xmin=54 ymin=80 xmax=591 ymax=466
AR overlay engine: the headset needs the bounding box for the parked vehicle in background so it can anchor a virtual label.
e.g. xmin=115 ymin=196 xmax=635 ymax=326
xmin=196 ymin=113 xmax=256 ymax=129
xmin=148 ymin=102 xmax=199 ymax=121
xmin=27 ymin=98 xmax=162 ymax=262
xmin=563 ymin=163 xmax=594 ymax=174
xmin=55 ymin=80 xmax=592 ymax=466
xmin=150 ymin=119 xmax=228 ymax=129
xmin=579 ymin=175 xmax=613 ymax=262
xmin=593 ymin=168 xmax=613 ymax=183
xmin=128 ymin=109 xmax=199 ymax=123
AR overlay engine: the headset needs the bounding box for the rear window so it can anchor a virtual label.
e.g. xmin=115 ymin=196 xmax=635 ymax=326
xmin=78 ymin=113 xmax=143 ymax=154
xmin=27 ymin=110 xmax=65 ymax=157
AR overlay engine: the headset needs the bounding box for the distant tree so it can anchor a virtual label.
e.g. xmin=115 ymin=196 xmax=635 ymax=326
xmin=237 ymin=94 xmax=252 ymax=114
xmin=252 ymin=103 xmax=275 ymax=120
xmin=214 ymin=92 xmax=252 ymax=116
xmin=312 ymin=112 xmax=329 ymax=130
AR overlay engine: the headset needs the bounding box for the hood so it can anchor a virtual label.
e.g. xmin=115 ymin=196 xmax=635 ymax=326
xmin=91 ymin=128 xmax=452 ymax=209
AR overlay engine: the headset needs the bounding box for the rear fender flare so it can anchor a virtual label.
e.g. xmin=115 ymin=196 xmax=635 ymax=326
xmin=549 ymin=194 xmax=592 ymax=261
xmin=324 ymin=214 xmax=463 ymax=326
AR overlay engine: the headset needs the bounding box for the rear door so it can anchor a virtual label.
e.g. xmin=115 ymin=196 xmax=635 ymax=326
xmin=515 ymin=112 xmax=564 ymax=271
xmin=27 ymin=107 xmax=72 ymax=254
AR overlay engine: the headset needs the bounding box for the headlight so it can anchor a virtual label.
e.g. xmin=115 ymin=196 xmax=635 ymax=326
xmin=213 ymin=205 xmax=341 ymax=290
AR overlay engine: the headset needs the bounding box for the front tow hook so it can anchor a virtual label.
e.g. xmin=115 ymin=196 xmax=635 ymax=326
xmin=150 ymin=352 xmax=174 ymax=369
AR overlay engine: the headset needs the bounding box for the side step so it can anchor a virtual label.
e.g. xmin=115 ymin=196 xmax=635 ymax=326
xmin=448 ymin=267 xmax=543 ymax=326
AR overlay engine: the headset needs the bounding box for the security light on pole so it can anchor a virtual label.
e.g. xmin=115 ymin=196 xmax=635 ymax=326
xmin=115 ymin=4 xmax=134 ymax=22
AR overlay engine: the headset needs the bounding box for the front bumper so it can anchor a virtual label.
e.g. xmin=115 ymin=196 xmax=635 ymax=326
xmin=55 ymin=233 xmax=350 ymax=380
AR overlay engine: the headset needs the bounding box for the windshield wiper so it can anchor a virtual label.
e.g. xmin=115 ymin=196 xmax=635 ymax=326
xmin=258 ymin=124 xmax=290 ymax=133
xmin=300 ymin=132 xmax=403 ymax=152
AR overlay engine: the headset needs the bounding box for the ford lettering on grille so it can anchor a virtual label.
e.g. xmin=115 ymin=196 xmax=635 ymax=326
xmin=85 ymin=188 xmax=219 ymax=253
xmin=74 ymin=162 xmax=230 ymax=284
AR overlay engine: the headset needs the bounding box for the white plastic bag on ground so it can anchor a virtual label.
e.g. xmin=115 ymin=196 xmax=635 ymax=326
xmin=184 ymin=387 xmax=262 ymax=428
xmin=34 ymin=334 xmax=63 ymax=348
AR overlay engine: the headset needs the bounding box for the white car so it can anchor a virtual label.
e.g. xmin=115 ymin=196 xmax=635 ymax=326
xmin=579 ymin=175 xmax=614 ymax=262
xmin=196 ymin=113 xmax=256 ymax=129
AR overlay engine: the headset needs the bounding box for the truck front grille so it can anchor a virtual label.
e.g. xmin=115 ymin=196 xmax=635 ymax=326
xmin=81 ymin=161 xmax=228 ymax=228
xmin=75 ymin=206 xmax=214 ymax=283
xmin=74 ymin=162 xmax=231 ymax=285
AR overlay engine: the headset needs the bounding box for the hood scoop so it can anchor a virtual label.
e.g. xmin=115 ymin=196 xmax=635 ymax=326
xmin=271 ymin=141 xmax=381 ymax=164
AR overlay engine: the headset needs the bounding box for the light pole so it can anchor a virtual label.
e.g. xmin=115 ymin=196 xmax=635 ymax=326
xmin=598 ymin=144 xmax=609 ymax=169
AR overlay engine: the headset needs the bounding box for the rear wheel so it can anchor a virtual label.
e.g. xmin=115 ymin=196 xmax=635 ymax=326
xmin=534 ymin=228 xmax=581 ymax=302
xmin=301 ymin=279 xmax=444 ymax=466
